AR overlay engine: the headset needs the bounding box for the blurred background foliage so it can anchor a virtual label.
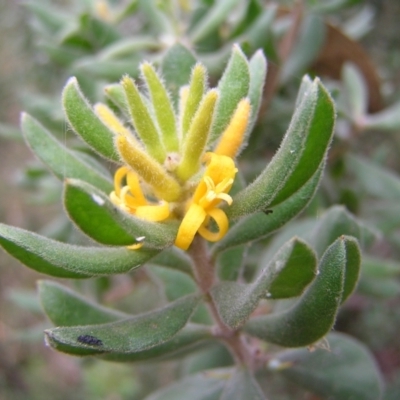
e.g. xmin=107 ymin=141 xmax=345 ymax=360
xmin=2 ymin=0 xmax=400 ymax=399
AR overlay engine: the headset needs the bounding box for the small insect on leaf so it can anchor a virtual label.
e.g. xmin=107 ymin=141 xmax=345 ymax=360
xmin=77 ymin=334 xmax=103 ymax=346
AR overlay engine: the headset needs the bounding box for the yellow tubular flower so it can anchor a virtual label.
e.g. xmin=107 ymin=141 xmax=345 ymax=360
xmin=174 ymin=153 xmax=238 ymax=250
xmin=110 ymin=166 xmax=170 ymax=222
xmin=214 ymin=98 xmax=251 ymax=159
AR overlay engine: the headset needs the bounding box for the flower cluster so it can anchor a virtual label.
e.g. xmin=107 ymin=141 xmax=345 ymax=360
xmin=96 ymin=62 xmax=251 ymax=250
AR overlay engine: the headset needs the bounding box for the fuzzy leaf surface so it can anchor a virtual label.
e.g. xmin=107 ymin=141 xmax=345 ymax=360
xmin=212 ymin=238 xmax=317 ymax=329
xmin=0 ymin=223 xmax=159 ymax=278
xmin=39 ymin=280 xmax=130 ymax=326
xmin=209 ymin=45 xmax=250 ymax=144
xmin=45 ymin=294 xmax=200 ymax=356
xmin=228 ymin=78 xmax=334 ymax=219
xmin=64 ymin=179 xmax=177 ymax=248
xmin=244 ymin=237 xmax=348 ymax=347
xmin=214 ymin=165 xmax=322 ymax=254
xmin=272 ymin=333 xmax=383 ymax=400
xmin=21 ymin=113 xmax=112 ymax=193
xmin=62 ymin=77 xmax=120 ymax=162
xmin=101 ymin=324 xmax=212 ymax=363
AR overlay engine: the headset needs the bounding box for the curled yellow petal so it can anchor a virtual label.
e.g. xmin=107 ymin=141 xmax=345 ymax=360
xmin=214 ymin=98 xmax=251 ymax=158
xmin=198 ymin=208 xmax=229 ymax=242
xmin=175 ymin=204 xmax=207 ymax=250
xmin=135 ymin=202 xmax=170 ymax=222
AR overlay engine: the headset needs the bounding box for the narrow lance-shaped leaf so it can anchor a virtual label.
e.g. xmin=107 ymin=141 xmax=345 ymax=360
xmin=141 ymin=63 xmax=179 ymax=152
xmin=21 ymin=113 xmax=113 ymax=193
xmin=0 ymin=223 xmax=159 ymax=278
xmin=121 ymin=76 xmax=166 ymax=163
xmin=100 ymin=323 xmax=213 ymax=363
xmin=214 ymin=163 xmax=323 ymax=254
xmin=211 ymin=238 xmax=317 ymax=329
xmin=208 ymin=45 xmax=250 ymax=145
xmin=176 ymin=90 xmax=218 ymax=181
xmin=190 ymin=0 xmax=243 ymax=43
xmin=243 ymin=50 xmax=267 ymax=143
xmin=181 ymin=63 xmax=207 ymax=138
xmin=64 ymin=179 xmax=178 ymax=248
xmin=161 ymin=43 xmax=197 ymax=105
xmin=39 ymin=280 xmax=130 ymax=326
xmin=62 ymin=77 xmax=120 ymax=162
xmin=227 ymin=78 xmax=334 ymax=219
xmin=244 ymin=237 xmax=348 ymax=347
xmin=45 ymin=294 xmax=200 ymax=356
xmin=270 ymin=333 xmax=383 ymax=400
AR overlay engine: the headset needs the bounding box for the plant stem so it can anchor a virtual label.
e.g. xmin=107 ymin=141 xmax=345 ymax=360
xmin=188 ymin=235 xmax=255 ymax=369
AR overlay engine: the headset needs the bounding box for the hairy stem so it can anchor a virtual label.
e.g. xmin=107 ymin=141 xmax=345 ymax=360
xmin=188 ymin=235 xmax=254 ymax=368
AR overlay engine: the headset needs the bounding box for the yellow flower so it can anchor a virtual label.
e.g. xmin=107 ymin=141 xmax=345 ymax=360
xmin=174 ymin=153 xmax=238 ymax=250
xmin=96 ymin=61 xmax=251 ymax=251
xmin=110 ymin=166 xmax=170 ymax=222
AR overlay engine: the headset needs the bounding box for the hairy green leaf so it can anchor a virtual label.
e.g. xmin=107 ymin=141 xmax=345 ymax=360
xmin=0 ymin=223 xmax=159 ymax=278
xmin=220 ymin=369 xmax=266 ymax=400
xmin=209 ymin=45 xmax=250 ymax=144
xmin=228 ymin=78 xmax=334 ymax=218
xmin=62 ymin=77 xmax=120 ymax=162
xmin=45 ymin=294 xmax=200 ymax=355
xmin=212 ymin=238 xmax=317 ymax=329
xmin=271 ymin=333 xmax=383 ymax=400
xmin=244 ymin=237 xmax=348 ymax=347
xmin=21 ymin=113 xmax=113 ymax=193
xmin=64 ymin=179 xmax=178 ymax=248
xmin=39 ymin=280 xmax=130 ymax=326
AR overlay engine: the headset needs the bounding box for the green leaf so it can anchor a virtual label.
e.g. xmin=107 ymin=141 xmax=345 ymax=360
xmin=244 ymin=237 xmax=347 ymax=347
xmin=62 ymin=77 xmax=120 ymax=162
xmin=141 ymin=63 xmax=179 ymax=152
xmin=100 ymin=323 xmax=213 ymax=362
xmin=104 ymin=83 xmax=128 ymax=111
xmin=311 ymin=205 xmax=377 ymax=256
xmin=217 ymin=245 xmax=247 ymax=281
xmin=220 ymin=369 xmax=266 ymax=400
xmin=347 ymin=153 xmax=400 ymax=201
xmin=143 ymin=370 xmax=228 ymax=400
xmin=342 ymin=62 xmax=368 ymax=120
xmin=212 ymin=238 xmax=317 ymax=329
xmin=271 ymin=332 xmax=383 ymax=400
xmin=161 ymin=44 xmax=197 ymax=105
xmin=228 ymin=78 xmax=334 ymax=219
xmin=209 ymin=45 xmax=250 ymax=144
xmin=150 ymin=266 xmax=196 ymax=302
xmin=150 ymin=248 xmax=193 ymax=276
xmin=63 ymin=178 xmax=134 ymax=246
xmin=21 ymin=113 xmax=113 ymax=193
xmin=45 ymin=294 xmax=200 ymax=356
xmin=245 ymin=50 xmax=267 ymax=137
xmin=190 ymin=0 xmax=242 ymax=43
xmin=0 ymin=223 xmax=159 ymax=278
xmin=39 ymin=280 xmax=130 ymax=326
xmin=280 ymin=15 xmax=326 ymax=83
xmin=214 ymin=165 xmax=322 ymax=253
xmin=64 ymin=179 xmax=178 ymax=249
xmin=341 ymin=237 xmax=361 ymax=303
